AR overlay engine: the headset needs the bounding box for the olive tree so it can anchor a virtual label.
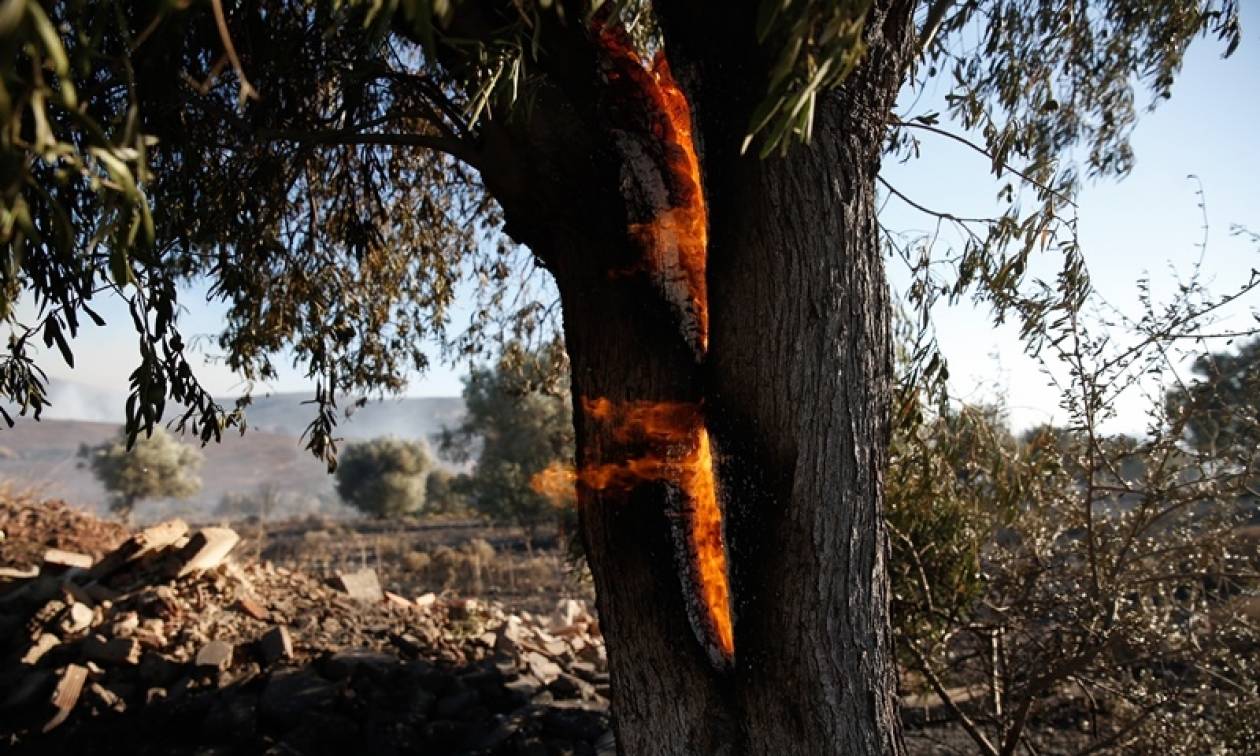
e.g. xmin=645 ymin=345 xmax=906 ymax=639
xmin=2 ymin=0 xmax=1244 ymax=751
xmin=334 ymin=436 xmax=433 ymax=518
xmin=79 ymin=426 xmax=203 ymax=521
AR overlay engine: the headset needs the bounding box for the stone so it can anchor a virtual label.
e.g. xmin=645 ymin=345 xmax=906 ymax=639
xmin=42 ymin=548 xmax=93 ymax=571
xmin=82 ymin=634 xmax=141 ymax=666
xmin=523 ymin=651 xmax=562 ymax=685
xmin=259 ymin=625 xmax=294 ymax=665
xmin=549 ymin=672 xmax=596 ymax=701
xmin=384 ymin=591 xmax=413 ymax=609
xmin=173 ymin=528 xmax=240 ymax=577
xmin=503 ymin=676 xmax=542 ymax=703
xmin=87 ymin=682 xmax=126 ymax=714
xmin=21 ymin=633 xmax=60 ymax=665
xmin=195 ymin=640 xmax=234 ymax=672
xmin=90 ymin=519 xmax=189 ymax=579
xmin=549 ymin=599 xmax=586 ymax=631
xmin=0 ymin=565 xmax=39 ymax=580
xmin=236 ymin=595 xmax=271 ymax=621
xmin=109 ymin=611 xmax=140 ymax=637
xmin=58 ymin=603 xmax=94 ymax=636
xmin=413 ymin=592 xmax=437 ymax=610
xmin=43 ymin=664 xmax=88 ymax=732
xmin=334 ymin=568 xmax=384 ymax=603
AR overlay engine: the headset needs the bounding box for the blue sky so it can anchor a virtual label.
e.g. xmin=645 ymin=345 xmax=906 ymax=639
xmin=19 ymin=24 xmax=1260 ymax=433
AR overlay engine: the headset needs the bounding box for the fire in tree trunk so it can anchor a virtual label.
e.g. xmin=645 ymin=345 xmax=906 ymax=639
xmin=491 ymin=7 xmax=915 ymax=754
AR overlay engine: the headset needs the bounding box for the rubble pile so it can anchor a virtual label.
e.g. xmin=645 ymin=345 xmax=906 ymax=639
xmin=1 ymin=513 xmax=612 ymax=755
xmin=0 ymin=490 xmax=129 ymax=568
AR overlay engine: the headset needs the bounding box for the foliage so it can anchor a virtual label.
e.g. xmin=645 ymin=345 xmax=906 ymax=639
xmin=1166 ymin=335 xmax=1260 ymax=458
xmin=441 ymin=341 xmax=573 ymax=534
xmin=0 ymin=0 xmax=1241 ymax=468
xmin=886 ymin=402 xmax=1024 ymax=640
xmin=423 ymin=468 xmax=471 ymax=515
xmin=894 ymin=260 xmax=1260 ymax=754
xmin=79 ymin=425 xmax=203 ymax=520
xmin=334 ymin=436 xmax=433 ymax=518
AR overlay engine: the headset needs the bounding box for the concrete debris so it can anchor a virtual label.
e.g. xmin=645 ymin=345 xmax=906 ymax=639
xmin=194 ymin=640 xmax=234 ymax=672
xmin=334 ymin=567 xmax=384 ymax=603
xmin=43 ymin=664 xmax=87 ymax=733
xmin=171 ymin=527 xmax=240 ymax=577
xmin=1 ymin=505 xmax=611 ymax=756
xmin=258 ymin=625 xmax=293 ymax=665
xmin=41 ymin=549 xmax=93 ymax=572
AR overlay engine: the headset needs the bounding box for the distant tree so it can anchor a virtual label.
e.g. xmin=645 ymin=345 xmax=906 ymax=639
xmin=80 ymin=427 xmax=203 ymax=521
xmin=423 ymin=468 xmax=470 ymax=515
xmin=442 ymin=343 xmax=573 ymax=538
xmin=1167 ymin=336 xmax=1260 ymax=456
xmin=334 ymin=437 xmax=432 ymax=518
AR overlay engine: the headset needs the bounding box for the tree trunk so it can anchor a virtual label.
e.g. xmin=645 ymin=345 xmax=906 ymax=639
xmin=533 ymin=84 xmax=903 ymax=753
xmin=476 ymin=5 xmax=914 ymax=752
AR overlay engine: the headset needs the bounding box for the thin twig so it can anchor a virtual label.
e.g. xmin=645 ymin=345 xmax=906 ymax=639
xmin=893 ymin=119 xmax=1077 ymax=208
xmin=210 ymin=0 xmax=258 ymax=107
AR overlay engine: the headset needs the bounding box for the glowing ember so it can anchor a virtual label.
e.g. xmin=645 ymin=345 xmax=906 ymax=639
xmin=583 ymin=22 xmax=734 ymax=665
xmin=596 ymin=26 xmax=710 ymax=354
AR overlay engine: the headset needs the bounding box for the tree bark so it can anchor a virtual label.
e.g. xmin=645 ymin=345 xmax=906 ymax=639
xmin=478 ymin=3 xmax=915 ymax=753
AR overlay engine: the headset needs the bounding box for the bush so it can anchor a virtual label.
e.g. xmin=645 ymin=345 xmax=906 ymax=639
xmin=334 ymin=437 xmax=433 ymax=518
xmin=440 ymin=341 xmax=574 ymax=537
xmin=424 ymin=468 xmax=469 ymax=514
xmin=79 ymin=426 xmax=203 ymax=521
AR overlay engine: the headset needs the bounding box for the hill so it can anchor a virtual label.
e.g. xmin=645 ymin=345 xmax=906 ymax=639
xmin=8 ymin=378 xmax=464 ymax=442
xmin=0 ymin=418 xmax=338 ymax=520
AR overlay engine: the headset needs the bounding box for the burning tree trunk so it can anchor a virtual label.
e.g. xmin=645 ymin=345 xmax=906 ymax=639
xmin=471 ymin=7 xmax=913 ymax=755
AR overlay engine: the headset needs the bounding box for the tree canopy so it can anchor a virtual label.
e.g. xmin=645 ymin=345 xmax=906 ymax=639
xmin=1167 ymin=335 xmax=1260 ymax=457
xmin=441 ymin=341 xmax=573 ymax=533
xmin=79 ymin=424 xmax=203 ymax=519
xmin=334 ymin=435 xmax=434 ymax=517
xmin=0 ymin=0 xmax=1242 ymax=462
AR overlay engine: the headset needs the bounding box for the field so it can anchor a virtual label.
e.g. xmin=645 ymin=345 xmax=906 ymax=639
xmin=248 ymin=516 xmax=592 ymax=615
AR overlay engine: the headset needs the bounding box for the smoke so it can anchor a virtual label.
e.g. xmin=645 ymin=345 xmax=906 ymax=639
xmin=3 ymin=379 xmax=126 ymax=424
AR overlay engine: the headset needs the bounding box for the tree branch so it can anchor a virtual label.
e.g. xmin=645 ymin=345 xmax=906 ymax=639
xmin=877 ymin=175 xmax=996 ymax=227
xmin=893 ymin=118 xmax=1078 ymax=208
xmin=258 ymin=129 xmax=480 ymax=168
xmin=907 ymin=640 xmax=1001 ymax=756
xmin=917 ymin=0 xmax=956 ymax=54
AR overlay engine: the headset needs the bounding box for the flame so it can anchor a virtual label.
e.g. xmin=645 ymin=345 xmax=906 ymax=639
xmin=586 ymin=23 xmax=733 ymax=663
xmin=596 ymin=26 xmax=710 ymax=353
xmin=577 ymin=398 xmax=735 ymax=661
xmin=530 ymin=461 xmax=578 ymax=508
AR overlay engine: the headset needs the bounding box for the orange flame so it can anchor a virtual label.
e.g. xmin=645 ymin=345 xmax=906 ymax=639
xmin=578 ymin=399 xmax=734 ymax=661
xmin=530 ymin=461 xmax=578 ymax=508
xmin=589 ymin=23 xmax=733 ymax=663
xmin=596 ymin=26 xmax=710 ymax=354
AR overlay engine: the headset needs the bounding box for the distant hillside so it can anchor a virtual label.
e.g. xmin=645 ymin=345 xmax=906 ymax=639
xmin=0 ymin=418 xmax=336 ymax=520
xmin=4 ymin=378 xmax=464 ymax=441
xmin=240 ymin=393 xmax=465 ymax=441
xmin=0 ymin=384 xmax=467 ymax=521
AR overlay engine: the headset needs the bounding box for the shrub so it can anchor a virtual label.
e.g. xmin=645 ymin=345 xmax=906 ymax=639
xmin=334 ymin=437 xmax=433 ymax=518
xmin=79 ymin=426 xmax=203 ymax=521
